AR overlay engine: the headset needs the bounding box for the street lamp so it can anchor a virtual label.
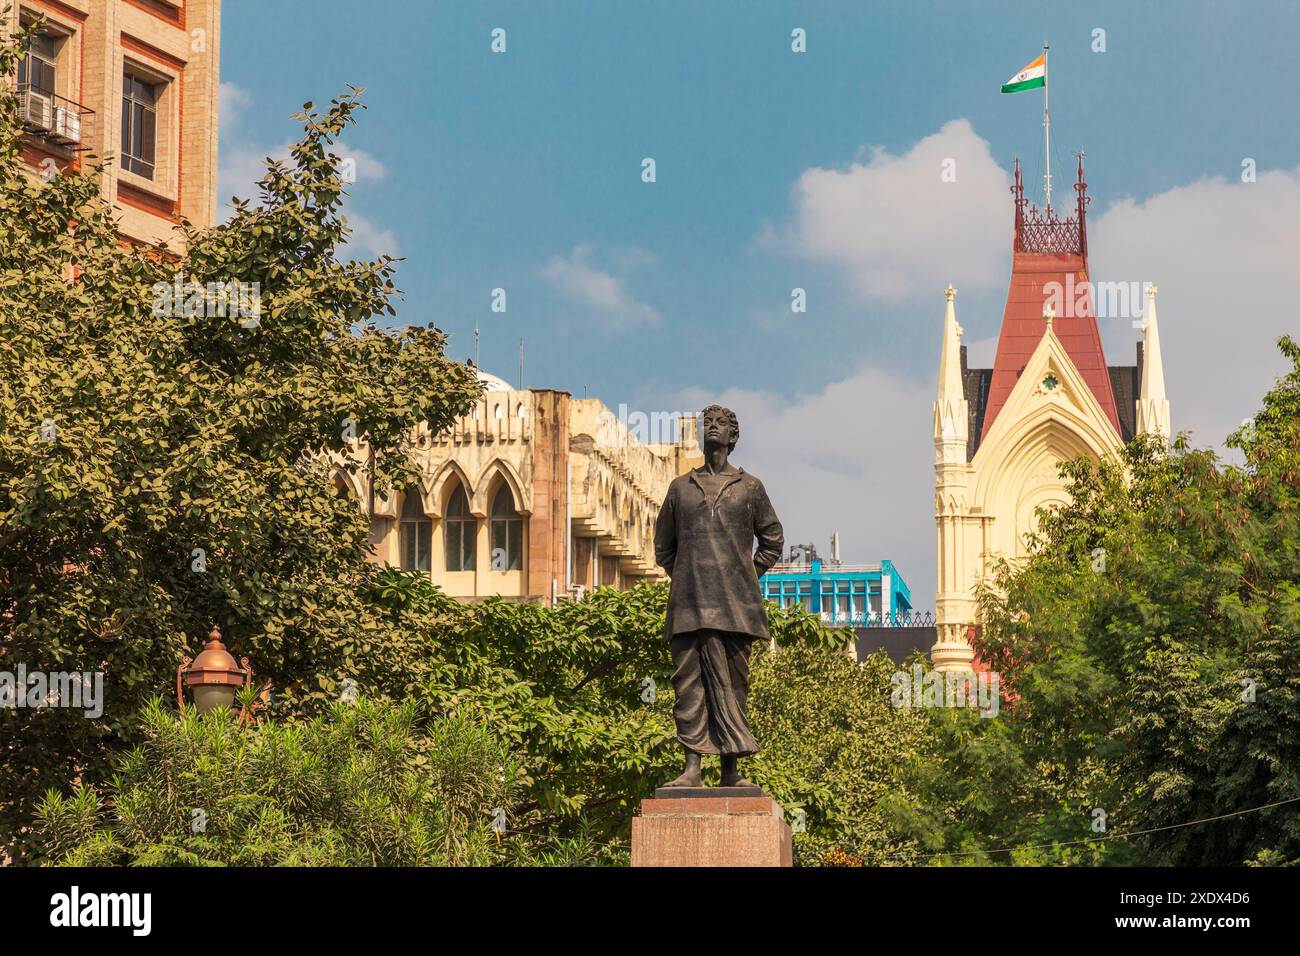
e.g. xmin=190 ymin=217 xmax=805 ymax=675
xmin=177 ymin=626 xmax=252 ymax=717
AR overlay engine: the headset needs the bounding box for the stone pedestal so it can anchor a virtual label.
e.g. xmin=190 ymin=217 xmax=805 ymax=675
xmin=631 ymin=788 xmax=793 ymax=867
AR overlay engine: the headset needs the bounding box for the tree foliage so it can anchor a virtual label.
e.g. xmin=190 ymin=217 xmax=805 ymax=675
xmin=36 ymin=699 xmax=528 ymax=866
xmin=0 ymin=22 xmax=480 ymax=859
xmin=370 ymin=572 xmax=840 ymax=847
xmin=747 ymin=644 xmax=941 ymax=865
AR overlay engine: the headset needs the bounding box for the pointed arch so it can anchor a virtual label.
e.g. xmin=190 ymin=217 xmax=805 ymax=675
xmin=977 ymin=416 xmax=1103 ymax=562
xmin=972 ymin=330 xmax=1124 ymax=486
xmin=473 ymin=458 xmax=529 ymax=517
xmin=973 ymin=406 xmax=1116 ymax=508
xmin=329 ymin=467 xmax=364 ymax=503
xmin=427 ymin=459 xmax=475 ymax=518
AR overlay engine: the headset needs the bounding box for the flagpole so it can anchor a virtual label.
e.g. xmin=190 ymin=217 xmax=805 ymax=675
xmin=1042 ymin=40 xmax=1052 ymax=210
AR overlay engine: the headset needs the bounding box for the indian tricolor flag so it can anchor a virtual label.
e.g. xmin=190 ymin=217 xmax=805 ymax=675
xmin=1001 ymin=54 xmax=1046 ymax=94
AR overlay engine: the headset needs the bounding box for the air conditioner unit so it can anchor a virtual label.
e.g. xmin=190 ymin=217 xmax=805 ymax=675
xmin=53 ymin=106 xmax=81 ymax=144
xmin=23 ymin=90 xmax=53 ymax=131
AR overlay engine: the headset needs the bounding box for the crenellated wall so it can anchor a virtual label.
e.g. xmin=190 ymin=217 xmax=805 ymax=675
xmin=335 ymin=386 xmax=700 ymax=604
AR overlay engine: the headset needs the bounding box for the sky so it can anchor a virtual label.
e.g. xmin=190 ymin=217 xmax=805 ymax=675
xmin=220 ymin=0 xmax=1300 ymax=605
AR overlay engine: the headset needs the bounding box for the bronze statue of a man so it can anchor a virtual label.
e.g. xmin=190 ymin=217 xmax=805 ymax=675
xmin=653 ymin=404 xmax=784 ymax=788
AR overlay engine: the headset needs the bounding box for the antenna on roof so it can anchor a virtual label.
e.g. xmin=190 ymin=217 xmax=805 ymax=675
xmin=518 ymin=337 xmax=524 ymax=391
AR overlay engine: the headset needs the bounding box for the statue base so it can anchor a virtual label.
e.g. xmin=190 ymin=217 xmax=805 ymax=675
xmin=631 ymin=790 xmax=792 ymax=867
xmin=652 ymin=785 xmax=765 ymax=799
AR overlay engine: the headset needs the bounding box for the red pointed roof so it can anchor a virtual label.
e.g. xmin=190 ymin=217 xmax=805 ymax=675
xmin=980 ymin=157 xmax=1122 ymax=442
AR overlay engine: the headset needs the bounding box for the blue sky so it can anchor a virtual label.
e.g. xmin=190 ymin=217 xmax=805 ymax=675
xmin=220 ymin=0 xmax=1300 ymax=601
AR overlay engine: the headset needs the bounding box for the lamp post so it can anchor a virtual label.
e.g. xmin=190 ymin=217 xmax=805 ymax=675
xmin=177 ymin=626 xmax=252 ymax=718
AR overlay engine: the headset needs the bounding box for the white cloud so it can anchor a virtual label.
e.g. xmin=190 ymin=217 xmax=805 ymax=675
xmin=216 ymin=84 xmax=282 ymax=216
xmin=336 ymin=144 xmax=388 ymax=183
xmin=540 ymin=243 xmax=662 ymax=328
xmin=343 ymin=212 xmax=400 ymax=259
xmin=1090 ymin=166 xmax=1300 ymax=452
xmin=780 ymin=118 xmax=1009 ymax=302
xmin=218 ymin=143 xmax=387 ymax=220
xmin=219 ymin=83 xmax=251 ymax=135
xmin=609 ymin=245 xmax=658 ymax=271
xmin=217 ymin=142 xmax=292 ymax=218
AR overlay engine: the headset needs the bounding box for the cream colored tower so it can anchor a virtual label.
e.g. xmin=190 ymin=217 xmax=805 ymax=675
xmin=1135 ymin=285 xmax=1171 ymax=440
xmin=932 ymin=285 xmax=974 ymax=670
xmin=931 ymin=158 xmax=1170 ymax=671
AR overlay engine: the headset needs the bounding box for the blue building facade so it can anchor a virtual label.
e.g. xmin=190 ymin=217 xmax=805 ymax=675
xmin=760 ymin=556 xmax=912 ymax=627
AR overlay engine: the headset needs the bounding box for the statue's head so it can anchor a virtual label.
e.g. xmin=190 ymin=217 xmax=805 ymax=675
xmin=699 ymin=404 xmax=739 ymax=453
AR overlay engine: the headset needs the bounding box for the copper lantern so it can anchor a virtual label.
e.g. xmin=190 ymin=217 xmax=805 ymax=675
xmin=177 ymin=626 xmax=251 ymax=716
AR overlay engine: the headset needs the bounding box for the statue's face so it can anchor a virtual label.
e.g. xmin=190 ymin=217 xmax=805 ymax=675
xmin=700 ymin=407 xmax=736 ymax=450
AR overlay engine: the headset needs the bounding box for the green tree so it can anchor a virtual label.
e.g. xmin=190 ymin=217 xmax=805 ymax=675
xmin=34 ymin=581 xmax=874 ymax=866
xmin=961 ymin=337 xmax=1300 ymax=865
xmin=0 ymin=20 xmax=480 ymax=859
xmin=747 ymin=644 xmax=942 ymax=866
xmin=36 ymin=698 xmax=520 ymax=866
xmin=370 ymin=571 xmax=837 ymax=849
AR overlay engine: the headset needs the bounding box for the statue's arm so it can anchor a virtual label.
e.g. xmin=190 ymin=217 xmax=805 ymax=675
xmin=654 ymin=485 xmax=677 ymax=577
xmin=751 ymin=480 xmax=784 ymax=577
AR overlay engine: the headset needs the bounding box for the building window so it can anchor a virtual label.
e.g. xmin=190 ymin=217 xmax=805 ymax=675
xmin=121 ymin=70 xmax=158 ymax=178
xmin=490 ymin=485 xmax=523 ymax=571
xmin=444 ymin=484 xmax=476 ymax=572
xmin=400 ymin=491 xmax=432 ymax=572
xmin=18 ymin=31 xmax=58 ymax=96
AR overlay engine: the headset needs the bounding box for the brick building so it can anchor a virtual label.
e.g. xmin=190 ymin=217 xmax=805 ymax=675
xmin=7 ymin=0 xmax=221 ymax=248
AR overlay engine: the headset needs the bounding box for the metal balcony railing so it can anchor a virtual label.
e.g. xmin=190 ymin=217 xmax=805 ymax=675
xmin=16 ymin=84 xmax=95 ymax=151
xmin=814 ymin=610 xmax=936 ymax=628
xmin=766 ymin=561 xmax=885 ymax=575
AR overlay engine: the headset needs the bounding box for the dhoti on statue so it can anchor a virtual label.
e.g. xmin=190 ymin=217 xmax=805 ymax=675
xmin=669 ymin=629 xmax=757 ymax=756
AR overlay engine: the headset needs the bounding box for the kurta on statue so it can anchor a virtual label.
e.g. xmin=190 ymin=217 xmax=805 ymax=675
xmin=653 ymin=405 xmax=783 ymax=788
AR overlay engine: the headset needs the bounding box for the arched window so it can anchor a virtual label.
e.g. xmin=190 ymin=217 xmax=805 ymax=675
xmin=400 ymin=490 xmax=432 ymax=572
xmin=444 ymin=483 xmax=476 ymax=572
xmin=489 ymin=484 xmax=523 ymax=571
